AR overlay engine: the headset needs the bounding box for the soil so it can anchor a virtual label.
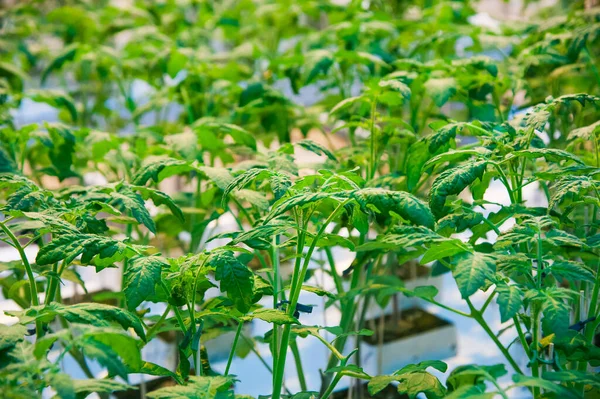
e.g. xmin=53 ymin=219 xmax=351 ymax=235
xmin=362 ymin=308 xmax=451 ymax=345
xmin=332 ymin=383 xmax=408 ymax=399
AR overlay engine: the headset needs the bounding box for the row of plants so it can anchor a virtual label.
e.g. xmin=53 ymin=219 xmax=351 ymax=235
xmin=1 ymin=0 xmax=600 ymax=398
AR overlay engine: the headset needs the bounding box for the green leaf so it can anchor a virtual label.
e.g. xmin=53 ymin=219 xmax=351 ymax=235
xmin=549 ymin=261 xmax=595 ymax=283
xmin=242 ymin=308 xmax=299 ymax=325
xmin=512 ymin=375 xmax=578 ymax=399
xmin=496 ymin=284 xmax=523 ymax=323
xmin=14 ymin=302 xmax=146 ymax=340
xmin=568 ymin=120 xmax=600 ymax=141
xmin=73 ymin=379 xmax=134 ymax=398
xmin=41 ymin=43 xmax=78 ymax=84
xmin=48 ymin=373 xmax=75 ymax=399
xmin=111 ymin=188 xmax=156 ymax=233
xmin=326 ymin=364 xmax=371 ymax=379
xmin=198 ymin=166 xmax=234 ymax=191
xmin=297 ymin=285 xmax=336 ymax=299
xmin=209 ymin=250 xmax=254 ymax=313
xmin=28 ymin=89 xmax=78 ymax=122
xmin=424 ymin=148 xmax=490 ymax=170
xmin=264 ymin=191 xmax=332 ymax=223
xmin=510 ymin=148 xmax=584 ymax=165
xmin=453 ymin=252 xmax=495 ymax=298
xmin=358 ymin=225 xmax=447 ymax=252
xmin=429 ymin=161 xmax=487 ymax=219
xmin=425 ymin=77 xmax=457 ymax=107
xmin=330 ymin=95 xmax=365 ymax=115
xmin=124 ymin=255 xmax=166 ymax=310
xmin=0 ymin=324 xmax=26 ymax=352
xmin=146 ymin=376 xmax=234 ymax=399
xmin=549 ymin=175 xmax=596 ymax=209
xmin=405 ymin=139 xmax=430 ymax=192
xmin=396 ymin=371 xmax=446 ymax=399
xmin=379 ymin=78 xmax=411 ymax=99
xmin=395 ymin=360 xmax=448 ymax=374
xmin=297 ymin=139 xmax=337 ymax=161
xmin=133 ymin=185 xmax=185 ymax=223
xmin=351 ymin=188 xmax=435 ymax=229
xmin=543 ymin=370 xmax=600 ymax=387
xmin=36 ymin=233 xmax=143 ymax=268
xmin=428 ymin=122 xmax=462 ymax=154
xmin=132 ymin=157 xmax=192 ymax=185
xmin=368 ymin=375 xmax=400 ymax=396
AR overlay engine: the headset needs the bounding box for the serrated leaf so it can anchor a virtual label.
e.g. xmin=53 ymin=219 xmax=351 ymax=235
xmin=351 ymin=188 xmax=435 ymax=228
xmin=512 ymin=375 xmax=578 ymax=399
xmin=41 ymin=43 xmax=78 ymax=84
xmin=297 ymin=139 xmax=336 ymax=161
xmin=425 ymin=77 xmax=457 ymax=107
xmin=124 ymin=256 xmax=166 ymax=310
xmin=111 ymin=188 xmax=156 ymax=233
xmin=146 ymin=376 xmax=234 ymax=399
xmin=264 ymin=191 xmax=332 ymax=223
xmin=330 ymin=95 xmax=365 ymax=115
xmin=496 ymin=284 xmax=523 ymax=323
xmin=14 ymin=302 xmax=145 ymax=340
xmin=132 ymin=157 xmax=192 ymax=185
xmin=209 ymin=250 xmax=254 ymax=313
xmin=36 ymin=233 xmax=142 ymax=267
xmin=0 ymin=324 xmax=26 ymax=352
xmin=453 ymin=252 xmax=495 ymax=298
xmin=379 ymin=79 xmax=411 ymax=99
xmin=28 ymin=89 xmax=78 ymax=122
xmin=511 ymin=148 xmax=584 ymax=165
xmin=73 ymin=379 xmax=134 ymax=398
xmin=568 ymin=120 xmax=600 ymax=141
xmin=242 ymin=308 xmax=299 ymax=325
xmin=429 ymin=161 xmax=487 ymax=219
xmin=549 ymin=261 xmax=595 ymax=282
xmin=133 ymin=185 xmax=185 ymax=223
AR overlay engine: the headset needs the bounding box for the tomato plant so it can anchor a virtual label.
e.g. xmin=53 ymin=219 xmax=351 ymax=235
xmin=1 ymin=1 xmax=600 ymax=398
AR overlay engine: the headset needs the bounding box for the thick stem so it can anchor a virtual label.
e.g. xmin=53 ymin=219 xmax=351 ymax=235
xmin=273 ymin=201 xmax=348 ymax=399
xmin=467 ymin=299 xmax=524 ymax=375
xmin=320 ymin=373 xmax=343 ymax=399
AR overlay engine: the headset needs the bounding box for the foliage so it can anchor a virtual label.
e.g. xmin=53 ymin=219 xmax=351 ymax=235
xmin=0 ymin=1 xmax=599 ymax=399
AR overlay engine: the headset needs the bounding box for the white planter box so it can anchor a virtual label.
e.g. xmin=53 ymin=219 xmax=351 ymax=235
xmin=360 ymin=308 xmax=457 ymax=376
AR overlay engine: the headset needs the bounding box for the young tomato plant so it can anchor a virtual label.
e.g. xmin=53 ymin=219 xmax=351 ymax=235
xmin=2 ymin=1 xmax=600 ymax=399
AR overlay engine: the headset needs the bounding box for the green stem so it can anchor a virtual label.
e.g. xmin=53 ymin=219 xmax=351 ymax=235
xmin=272 ymin=235 xmax=280 ymax=369
xmin=320 ymin=373 xmax=343 ymax=399
xmin=530 ymin=305 xmax=541 ymax=398
xmin=224 ymin=322 xmax=243 ymax=376
xmin=190 ymin=177 xmax=203 ymax=253
xmin=480 ymin=289 xmax=497 ymax=314
xmin=146 ymin=305 xmax=172 ymax=342
xmin=272 ymin=201 xmax=349 ymax=399
xmin=45 ymin=263 xmax=59 ymax=306
xmin=491 ymin=162 xmax=516 ymax=204
xmin=0 ymin=222 xmax=42 ymax=336
xmin=467 ymin=298 xmax=524 ymax=375
xmin=513 ymin=316 xmax=531 ymax=358
xmin=369 ymin=96 xmax=378 ymax=181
